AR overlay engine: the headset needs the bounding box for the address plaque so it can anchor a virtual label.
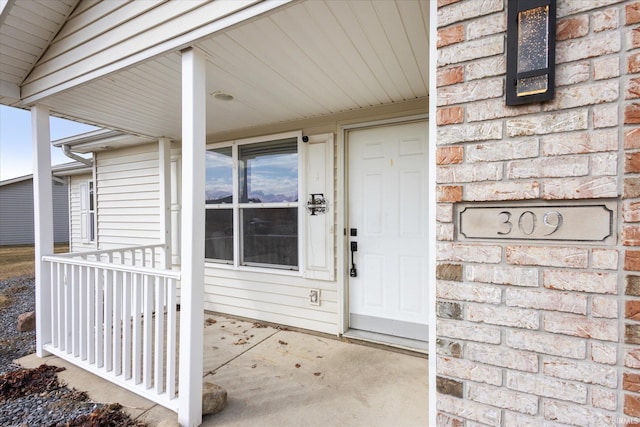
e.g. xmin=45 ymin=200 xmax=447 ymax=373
xmin=457 ymin=202 xmax=616 ymax=244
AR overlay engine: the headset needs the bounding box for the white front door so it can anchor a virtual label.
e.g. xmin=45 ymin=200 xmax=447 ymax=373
xmin=347 ymin=120 xmax=429 ymax=341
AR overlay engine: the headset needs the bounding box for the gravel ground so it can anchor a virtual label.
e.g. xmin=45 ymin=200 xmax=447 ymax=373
xmin=0 ymin=276 xmax=140 ymax=426
xmin=0 ymin=276 xmax=36 ymax=375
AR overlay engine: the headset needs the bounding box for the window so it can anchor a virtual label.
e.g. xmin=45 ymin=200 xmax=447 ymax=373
xmin=88 ymin=181 xmax=95 ymax=242
xmin=80 ymin=180 xmax=96 ymax=243
xmin=205 ymin=135 xmax=300 ymax=270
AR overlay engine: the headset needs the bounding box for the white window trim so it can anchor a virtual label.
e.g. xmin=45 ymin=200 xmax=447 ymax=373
xmin=89 ymin=181 xmax=95 ymax=243
xmin=79 ymin=179 xmax=96 ymax=244
xmin=205 ymin=130 xmax=304 ymax=275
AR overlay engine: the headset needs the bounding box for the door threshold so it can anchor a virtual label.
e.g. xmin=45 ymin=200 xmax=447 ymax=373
xmin=343 ymin=329 xmax=429 ymax=355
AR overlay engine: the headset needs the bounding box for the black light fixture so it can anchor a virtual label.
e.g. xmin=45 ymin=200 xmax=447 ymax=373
xmin=506 ymin=0 xmax=556 ymax=105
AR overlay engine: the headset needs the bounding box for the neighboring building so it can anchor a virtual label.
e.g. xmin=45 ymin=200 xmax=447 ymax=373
xmin=0 ymin=0 xmax=638 ymax=426
xmin=0 ymin=163 xmax=89 ymax=245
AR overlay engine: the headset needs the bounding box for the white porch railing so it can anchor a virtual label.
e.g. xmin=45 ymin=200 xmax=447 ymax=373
xmin=41 ymin=245 xmax=181 ymax=411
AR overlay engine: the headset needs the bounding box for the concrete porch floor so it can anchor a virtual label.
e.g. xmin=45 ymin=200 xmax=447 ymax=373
xmin=18 ymin=313 xmax=429 ymax=426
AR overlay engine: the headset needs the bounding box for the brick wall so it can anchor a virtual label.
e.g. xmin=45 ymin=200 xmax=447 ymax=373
xmin=435 ymin=0 xmax=640 ymax=425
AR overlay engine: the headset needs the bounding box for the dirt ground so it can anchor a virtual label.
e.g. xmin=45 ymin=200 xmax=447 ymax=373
xmin=0 ymin=244 xmax=68 ymax=281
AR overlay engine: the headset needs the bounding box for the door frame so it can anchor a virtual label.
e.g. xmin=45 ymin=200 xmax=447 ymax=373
xmin=336 ymin=113 xmax=430 ymax=338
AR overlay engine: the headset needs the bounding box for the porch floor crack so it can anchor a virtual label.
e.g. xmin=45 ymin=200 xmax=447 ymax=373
xmin=204 ymin=329 xmax=281 ymax=377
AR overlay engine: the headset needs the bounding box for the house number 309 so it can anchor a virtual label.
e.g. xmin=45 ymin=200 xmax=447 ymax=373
xmin=458 ymin=204 xmax=613 ymax=242
xmin=497 ymin=210 xmax=563 ymax=236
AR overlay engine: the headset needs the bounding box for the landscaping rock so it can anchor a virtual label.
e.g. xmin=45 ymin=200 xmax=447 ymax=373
xmin=17 ymin=312 xmax=34 ymax=333
xmin=1 ymin=277 xmax=142 ymax=426
xmin=202 ymin=382 xmax=227 ymax=415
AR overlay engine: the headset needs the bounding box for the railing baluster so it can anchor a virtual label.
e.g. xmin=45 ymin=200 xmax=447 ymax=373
xmin=138 ymin=248 xmax=144 ymax=267
xmin=104 ymin=270 xmax=113 ymax=372
xmin=166 ymin=278 xmax=177 ymax=398
xmin=133 ymin=273 xmax=142 ymax=384
xmin=88 ymin=266 xmax=95 ymax=364
xmin=79 ymin=265 xmax=87 ymax=360
xmin=143 ymin=275 xmax=153 ymax=389
xmin=59 ymin=263 xmax=64 ymax=352
xmin=123 ymin=272 xmax=132 ymax=380
xmin=51 ymin=262 xmax=60 ymax=349
xmin=65 ymin=263 xmax=72 ymax=354
xmin=114 ymin=271 xmax=123 ymax=376
xmin=72 ymin=264 xmax=81 ymax=357
xmin=96 ymin=268 xmax=104 ymax=368
xmin=154 ymin=276 xmax=165 ymax=394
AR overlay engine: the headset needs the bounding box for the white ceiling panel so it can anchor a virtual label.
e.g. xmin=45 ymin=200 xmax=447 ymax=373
xmin=33 ymin=0 xmax=428 ymax=140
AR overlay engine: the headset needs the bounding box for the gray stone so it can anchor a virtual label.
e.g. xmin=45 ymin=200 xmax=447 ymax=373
xmin=202 ymin=382 xmax=227 ymax=415
xmin=17 ymin=311 xmax=35 ymax=332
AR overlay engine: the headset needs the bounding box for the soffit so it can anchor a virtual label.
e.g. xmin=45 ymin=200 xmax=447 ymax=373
xmin=15 ymin=0 xmax=430 ymax=141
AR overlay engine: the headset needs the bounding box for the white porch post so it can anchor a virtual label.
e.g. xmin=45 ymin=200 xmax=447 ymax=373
xmin=159 ymin=137 xmax=172 ymax=270
xmin=178 ymin=47 xmax=205 ymax=427
xmin=32 ymin=104 xmax=53 ymax=357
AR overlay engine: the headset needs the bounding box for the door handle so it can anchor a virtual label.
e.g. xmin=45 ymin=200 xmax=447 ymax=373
xmin=350 ymin=241 xmax=358 ymax=277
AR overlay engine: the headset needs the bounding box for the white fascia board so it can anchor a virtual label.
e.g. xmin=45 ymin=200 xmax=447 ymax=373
xmin=52 ymin=129 xmax=156 ymax=154
xmin=19 ymin=0 xmax=293 ymax=106
xmin=52 ymin=162 xmax=92 ymax=176
xmin=52 ymin=129 xmax=121 ymax=147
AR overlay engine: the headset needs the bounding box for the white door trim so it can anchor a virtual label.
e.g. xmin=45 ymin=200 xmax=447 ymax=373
xmin=336 ymin=113 xmax=429 ymax=337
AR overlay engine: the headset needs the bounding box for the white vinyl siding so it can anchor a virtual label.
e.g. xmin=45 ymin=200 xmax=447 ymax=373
xmin=203 ymin=269 xmax=339 ymax=334
xmin=95 ymin=143 xmax=161 ymax=249
xmin=21 ymin=0 xmax=264 ymax=100
xmin=202 ymin=132 xmax=337 ymax=334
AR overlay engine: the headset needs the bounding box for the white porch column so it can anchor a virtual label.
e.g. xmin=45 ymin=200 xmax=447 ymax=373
xmin=32 ymin=104 xmax=53 ymax=357
xmin=178 ymin=47 xmax=205 ymax=427
xmin=159 ymin=137 xmax=172 ymax=270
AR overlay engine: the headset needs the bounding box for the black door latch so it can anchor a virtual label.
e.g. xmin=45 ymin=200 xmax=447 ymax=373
xmin=350 ymin=241 xmax=358 ymax=277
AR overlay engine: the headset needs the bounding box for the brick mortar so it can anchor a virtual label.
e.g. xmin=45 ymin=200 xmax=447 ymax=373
xmin=435 ymin=0 xmax=639 ymax=424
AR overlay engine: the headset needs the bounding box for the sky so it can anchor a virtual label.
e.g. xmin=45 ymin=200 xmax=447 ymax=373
xmin=0 ymin=105 xmax=98 ymax=181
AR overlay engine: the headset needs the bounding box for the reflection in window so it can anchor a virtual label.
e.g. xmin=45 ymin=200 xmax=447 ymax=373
xmin=206 ymin=147 xmax=233 ymax=204
xmin=205 ymin=136 xmax=299 ymax=270
xmin=239 ymin=139 xmax=298 ymax=203
xmin=205 ymin=209 xmax=233 ymax=262
xmin=241 ymin=208 xmax=298 ymax=268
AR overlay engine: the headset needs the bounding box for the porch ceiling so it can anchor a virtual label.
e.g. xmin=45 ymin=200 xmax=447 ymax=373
xmin=10 ymin=0 xmax=429 ymax=141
